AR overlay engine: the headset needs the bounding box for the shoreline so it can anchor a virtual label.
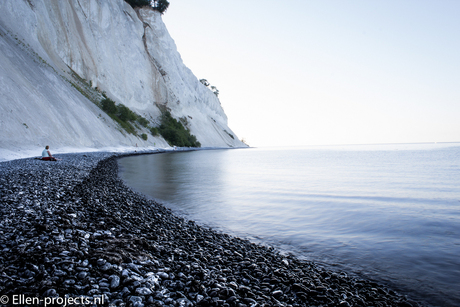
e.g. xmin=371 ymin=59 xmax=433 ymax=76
xmin=0 ymin=152 xmax=424 ymax=306
xmin=0 ymin=145 xmax=248 ymax=163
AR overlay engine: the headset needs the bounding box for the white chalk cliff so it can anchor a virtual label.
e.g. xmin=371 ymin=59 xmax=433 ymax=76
xmin=0 ymin=0 xmax=245 ymax=161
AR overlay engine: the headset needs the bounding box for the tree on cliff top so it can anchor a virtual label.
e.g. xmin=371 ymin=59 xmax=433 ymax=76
xmin=125 ymin=0 xmax=170 ymax=14
xmin=125 ymin=0 xmax=150 ymax=8
xmin=153 ymin=0 xmax=170 ymax=14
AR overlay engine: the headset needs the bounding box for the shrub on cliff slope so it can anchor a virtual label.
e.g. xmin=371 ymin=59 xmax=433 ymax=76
xmin=101 ymin=97 xmax=200 ymax=147
xmin=101 ymin=98 xmax=117 ymax=115
xmin=100 ymin=98 xmax=136 ymax=134
xmin=117 ymin=104 xmax=137 ymax=122
xmin=159 ymin=111 xmax=201 ymax=147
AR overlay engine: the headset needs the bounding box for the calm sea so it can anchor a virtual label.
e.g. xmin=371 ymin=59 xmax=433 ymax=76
xmin=118 ymin=143 xmax=460 ymax=307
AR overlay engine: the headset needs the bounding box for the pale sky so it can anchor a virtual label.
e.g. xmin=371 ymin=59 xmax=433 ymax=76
xmin=163 ymin=1 xmax=460 ymax=147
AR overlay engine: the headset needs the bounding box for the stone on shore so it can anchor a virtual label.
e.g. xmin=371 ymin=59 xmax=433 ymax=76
xmin=0 ymin=152 xmax=423 ymax=306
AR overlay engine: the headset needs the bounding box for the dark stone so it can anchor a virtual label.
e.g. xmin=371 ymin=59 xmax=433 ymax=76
xmin=0 ymin=152 xmax=425 ymax=307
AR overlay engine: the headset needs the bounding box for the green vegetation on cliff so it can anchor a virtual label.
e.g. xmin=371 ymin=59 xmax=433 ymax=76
xmin=125 ymin=0 xmax=170 ymax=14
xmin=100 ymin=98 xmax=200 ymax=147
xmin=158 ymin=111 xmax=201 ymax=147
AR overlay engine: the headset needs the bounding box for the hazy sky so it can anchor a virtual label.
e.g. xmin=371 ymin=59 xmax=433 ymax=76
xmin=163 ymin=1 xmax=460 ymax=147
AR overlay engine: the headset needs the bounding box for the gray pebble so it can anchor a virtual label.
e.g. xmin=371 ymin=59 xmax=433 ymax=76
xmin=110 ymin=275 xmax=120 ymax=288
xmin=0 ymin=152 xmax=424 ymax=307
xmin=135 ymin=287 xmax=152 ymax=296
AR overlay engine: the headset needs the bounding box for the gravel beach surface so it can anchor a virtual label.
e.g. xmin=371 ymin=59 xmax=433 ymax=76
xmin=0 ymin=152 xmax=424 ymax=307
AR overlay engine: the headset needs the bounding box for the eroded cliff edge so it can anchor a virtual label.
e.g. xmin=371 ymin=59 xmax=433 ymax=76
xmin=0 ymin=0 xmax=245 ymax=160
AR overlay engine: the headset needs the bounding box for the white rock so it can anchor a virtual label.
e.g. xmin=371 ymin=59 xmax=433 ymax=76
xmin=0 ymin=0 xmax=246 ymax=161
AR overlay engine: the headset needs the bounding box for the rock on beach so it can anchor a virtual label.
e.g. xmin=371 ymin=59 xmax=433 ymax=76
xmin=0 ymin=152 xmax=424 ymax=306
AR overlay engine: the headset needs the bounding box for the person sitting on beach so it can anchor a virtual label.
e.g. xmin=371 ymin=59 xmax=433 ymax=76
xmin=42 ymin=145 xmax=57 ymax=161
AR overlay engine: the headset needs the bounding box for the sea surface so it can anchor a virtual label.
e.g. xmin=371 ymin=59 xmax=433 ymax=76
xmin=118 ymin=143 xmax=460 ymax=307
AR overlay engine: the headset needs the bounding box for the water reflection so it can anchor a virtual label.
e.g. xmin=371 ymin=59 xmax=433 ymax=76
xmin=118 ymin=146 xmax=460 ymax=307
xmin=118 ymin=151 xmax=232 ymax=227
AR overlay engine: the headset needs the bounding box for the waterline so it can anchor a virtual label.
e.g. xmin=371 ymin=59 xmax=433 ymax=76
xmin=119 ymin=144 xmax=460 ymax=306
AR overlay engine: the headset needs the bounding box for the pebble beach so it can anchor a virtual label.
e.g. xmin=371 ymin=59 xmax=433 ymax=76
xmin=0 ymin=152 xmax=424 ymax=307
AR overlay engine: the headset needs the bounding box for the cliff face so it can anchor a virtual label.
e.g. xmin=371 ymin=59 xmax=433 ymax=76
xmin=0 ymin=0 xmax=245 ymax=160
